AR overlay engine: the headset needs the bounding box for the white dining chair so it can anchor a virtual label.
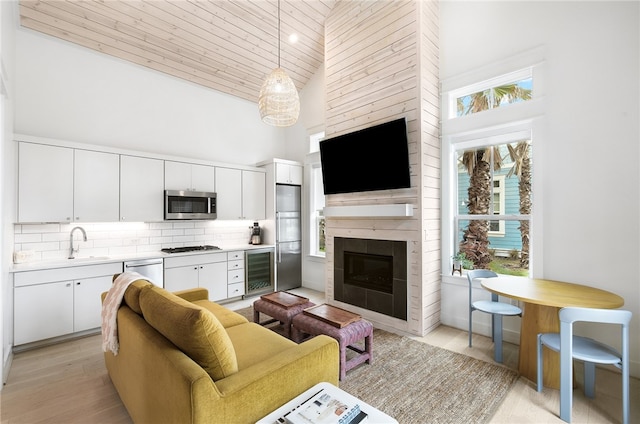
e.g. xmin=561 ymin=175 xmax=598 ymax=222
xmin=467 ymin=269 xmax=522 ymax=363
xmin=536 ymin=307 xmax=632 ymax=424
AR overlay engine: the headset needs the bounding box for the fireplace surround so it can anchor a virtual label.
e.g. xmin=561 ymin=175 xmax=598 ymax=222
xmin=333 ymin=237 xmax=407 ymax=320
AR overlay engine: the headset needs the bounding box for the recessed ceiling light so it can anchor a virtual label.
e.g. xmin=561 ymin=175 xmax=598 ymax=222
xmin=289 ymin=33 xmax=299 ymax=43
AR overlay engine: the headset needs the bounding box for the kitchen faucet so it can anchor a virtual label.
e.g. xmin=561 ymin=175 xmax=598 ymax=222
xmin=69 ymin=226 xmax=87 ymax=259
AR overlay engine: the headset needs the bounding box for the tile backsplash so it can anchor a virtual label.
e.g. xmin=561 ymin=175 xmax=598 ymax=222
xmin=13 ymin=220 xmax=259 ymax=263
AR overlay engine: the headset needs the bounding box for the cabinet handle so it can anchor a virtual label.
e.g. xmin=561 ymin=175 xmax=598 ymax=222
xmin=194 ymin=267 xmax=198 ymax=270
xmin=66 ymin=283 xmax=72 ymax=287
xmin=76 ymin=281 xmax=81 ymax=285
xmin=75 ymin=217 xmax=80 ymax=220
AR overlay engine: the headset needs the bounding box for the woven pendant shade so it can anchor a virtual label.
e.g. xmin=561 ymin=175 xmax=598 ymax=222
xmin=258 ymin=67 xmax=300 ymax=127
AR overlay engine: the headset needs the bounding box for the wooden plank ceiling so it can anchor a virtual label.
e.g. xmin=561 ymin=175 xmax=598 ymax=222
xmin=19 ymin=0 xmax=337 ymax=103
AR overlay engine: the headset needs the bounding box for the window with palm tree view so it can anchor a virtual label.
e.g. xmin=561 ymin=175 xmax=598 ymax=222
xmin=453 ymin=77 xmax=532 ymax=276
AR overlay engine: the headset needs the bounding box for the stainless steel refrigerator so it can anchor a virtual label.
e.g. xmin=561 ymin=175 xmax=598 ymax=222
xmin=276 ymin=184 xmax=301 ymax=291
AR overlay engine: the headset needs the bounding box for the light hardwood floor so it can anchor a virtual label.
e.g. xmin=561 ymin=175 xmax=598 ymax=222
xmin=1 ymin=288 xmax=637 ymax=423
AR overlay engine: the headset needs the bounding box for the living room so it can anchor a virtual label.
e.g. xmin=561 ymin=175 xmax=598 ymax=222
xmin=0 ymin=0 xmax=638 ymax=423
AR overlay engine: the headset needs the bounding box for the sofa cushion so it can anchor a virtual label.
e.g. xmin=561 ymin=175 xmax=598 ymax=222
xmin=139 ymin=285 xmax=238 ymax=380
xmin=122 ymin=280 xmax=154 ymax=315
xmin=226 ymin=322 xmax=297 ymax=370
xmin=192 ymin=300 xmax=249 ymax=328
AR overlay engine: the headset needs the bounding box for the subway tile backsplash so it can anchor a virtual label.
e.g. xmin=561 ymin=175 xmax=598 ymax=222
xmin=13 ymin=221 xmax=255 ymax=263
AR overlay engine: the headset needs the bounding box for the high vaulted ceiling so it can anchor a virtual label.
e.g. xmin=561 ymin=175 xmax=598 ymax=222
xmin=19 ymin=0 xmax=337 ymax=103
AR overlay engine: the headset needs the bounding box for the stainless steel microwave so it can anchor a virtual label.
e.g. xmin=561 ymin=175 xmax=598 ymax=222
xmin=164 ymin=190 xmax=217 ymax=220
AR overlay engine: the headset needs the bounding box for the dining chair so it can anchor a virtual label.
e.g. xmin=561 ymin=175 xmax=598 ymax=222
xmin=536 ymin=307 xmax=632 ymax=424
xmin=467 ymin=269 xmax=522 ymax=363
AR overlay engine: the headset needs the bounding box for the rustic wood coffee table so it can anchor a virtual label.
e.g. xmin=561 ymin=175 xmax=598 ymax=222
xmin=292 ymin=304 xmax=373 ymax=380
xmin=253 ymin=291 xmax=315 ymax=339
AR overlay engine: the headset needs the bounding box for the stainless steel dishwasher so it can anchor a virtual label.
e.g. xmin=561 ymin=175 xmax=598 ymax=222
xmin=124 ymin=258 xmax=164 ymax=287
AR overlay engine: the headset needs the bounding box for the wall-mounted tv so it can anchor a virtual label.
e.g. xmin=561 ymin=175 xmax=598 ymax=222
xmin=319 ymin=118 xmax=411 ymax=195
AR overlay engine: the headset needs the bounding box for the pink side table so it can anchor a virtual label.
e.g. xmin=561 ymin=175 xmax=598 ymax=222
xmin=253 ymin=292 xmax=315 ymax=339
xmin=292 ymin=311 xmax=373 ymax=380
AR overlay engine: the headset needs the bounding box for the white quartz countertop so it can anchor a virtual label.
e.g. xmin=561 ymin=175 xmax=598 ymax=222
xmin=10 ymin=244 xmax=275 ymax=273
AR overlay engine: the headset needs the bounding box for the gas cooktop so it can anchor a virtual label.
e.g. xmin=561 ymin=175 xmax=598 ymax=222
xmin=161 ymin=245 xmax=221 ymax=254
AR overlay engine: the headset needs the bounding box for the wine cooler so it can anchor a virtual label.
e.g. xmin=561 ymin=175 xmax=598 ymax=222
xmin=245 ymin=247 xmax=274 ymax=297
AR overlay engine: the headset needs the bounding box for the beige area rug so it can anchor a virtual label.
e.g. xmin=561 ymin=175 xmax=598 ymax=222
xmin=236 ymin=306 xmax=519 ymax=423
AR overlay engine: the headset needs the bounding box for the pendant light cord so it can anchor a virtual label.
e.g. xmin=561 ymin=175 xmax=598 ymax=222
xmin=277 ymin=0 xmax=281 ymax=68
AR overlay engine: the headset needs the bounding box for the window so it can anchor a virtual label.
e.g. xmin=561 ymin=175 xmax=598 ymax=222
xmin=454 ymin=137 xmax=531 ymax=274
xmin=308 ymin=131 xmax=326 ymax=258
xmin=490 ymin=176 xmax=506 ymax=235
xmin=448 ymin=68 xmax=532 ymax=119
xmin=443 ymin=51 xmax=543 ymax=277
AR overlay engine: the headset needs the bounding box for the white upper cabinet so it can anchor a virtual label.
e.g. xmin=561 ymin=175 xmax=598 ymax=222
xmin=215 ymin=167 xmax=242 ymax=219
xmin=165 ymin=161 xmax=215 ymax=192
xmin=16 ymin=137 xmax=264 ymax=223
xmin=215 ymin=168 xmax=266 ymax=220
xmin=74 ymin=150 xmax=120 ymax=222
xmin=242 ymin=170 xmax=266 ymax=220
xmin=276 ymin=162 xmax=303 ymax=185
xmin=120 ymin=155 xmax=164 ymax=222
xmin=18 ymin=142 xmax=74 ymax=223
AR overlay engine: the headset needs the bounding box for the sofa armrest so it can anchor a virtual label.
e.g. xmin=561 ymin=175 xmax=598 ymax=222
xmin=211 ymin=335 xmax=339 ymax=423
xmin=173 ymin=288 xmax=209 ymax=302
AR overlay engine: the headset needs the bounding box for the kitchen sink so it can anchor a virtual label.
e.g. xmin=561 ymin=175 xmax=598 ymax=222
xmin=68 ymin=256 xmax=111 ymax=262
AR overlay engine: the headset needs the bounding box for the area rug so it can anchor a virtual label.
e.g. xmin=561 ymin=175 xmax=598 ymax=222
xmin=235 ymin=306 xmax=519 ymax=423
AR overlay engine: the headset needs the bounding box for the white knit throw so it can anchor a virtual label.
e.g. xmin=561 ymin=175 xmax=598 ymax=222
xmin=101 ymin=271 xmax=151 ymax=355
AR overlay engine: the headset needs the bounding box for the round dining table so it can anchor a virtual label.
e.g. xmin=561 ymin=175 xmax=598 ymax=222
xmin=480 ymin=277 xmax=624 ymax=389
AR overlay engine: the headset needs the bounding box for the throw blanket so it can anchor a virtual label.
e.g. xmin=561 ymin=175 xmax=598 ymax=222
xmin=101 ymin=271 xmax=152 ymax=355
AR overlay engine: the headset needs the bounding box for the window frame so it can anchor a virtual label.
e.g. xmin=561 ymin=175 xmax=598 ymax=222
xmin=442 ymin=47 xmax=545 ymax=280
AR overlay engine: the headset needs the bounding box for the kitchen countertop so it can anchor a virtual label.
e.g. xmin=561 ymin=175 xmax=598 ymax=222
xmin=10 ymin=244 xmax=275 ymax=273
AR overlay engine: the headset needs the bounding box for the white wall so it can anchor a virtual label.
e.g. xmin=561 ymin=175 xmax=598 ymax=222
xmin=1 ymin=0 xmax=17 ymax=386
xmin=440 ymin=1 xmax=639 ymax=376
xmin=15 ymin=28 xmax=284 ymax=166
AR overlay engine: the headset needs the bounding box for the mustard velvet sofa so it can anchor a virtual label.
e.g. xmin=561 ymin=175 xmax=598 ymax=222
xmin=103 ymin=279 xmax=339 ymax=424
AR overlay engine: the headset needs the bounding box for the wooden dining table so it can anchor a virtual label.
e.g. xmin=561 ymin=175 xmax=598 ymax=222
xmin=480 ymin=277 xmax=624 ymax=389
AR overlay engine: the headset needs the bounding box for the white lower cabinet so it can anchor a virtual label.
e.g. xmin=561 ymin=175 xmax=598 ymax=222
xmin=14 ymin=281 xmax=74 ymax=345
xmin=164 ymin=253 xmax=228 ymax=301
xmin=227 ymin=251 xmax=245 ymax=298
xmin=13 ymin=262 xmax=123 ymax=346
xmin=164 ymin=251 xmax=247 ymax=301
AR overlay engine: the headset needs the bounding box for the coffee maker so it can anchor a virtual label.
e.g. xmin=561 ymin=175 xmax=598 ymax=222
xmin=249 ymin=222 xmax=262 ymax=245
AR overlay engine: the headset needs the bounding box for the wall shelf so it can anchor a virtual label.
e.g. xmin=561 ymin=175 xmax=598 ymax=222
xmin=323 ymin=204 xmax=414 ymax=218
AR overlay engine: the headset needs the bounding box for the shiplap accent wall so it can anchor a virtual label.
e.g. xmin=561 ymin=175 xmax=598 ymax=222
xmin=323 ymin=0 xmax=440 ymax=336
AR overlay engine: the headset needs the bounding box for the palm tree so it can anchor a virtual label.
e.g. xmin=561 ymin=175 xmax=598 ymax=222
xmin=507 ymin=141 xmax=532 ymax=269
xmin=459 ymin=148 xmax=502 ymax=269
xmin=457 ymin=82 xmax=532 ymax=269
xmin=457 ymin=83 xmax=532 ymax=116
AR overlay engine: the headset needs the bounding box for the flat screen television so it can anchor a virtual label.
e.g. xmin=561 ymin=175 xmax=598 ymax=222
xmin=319 ymin=118 xmax=411 ymax=195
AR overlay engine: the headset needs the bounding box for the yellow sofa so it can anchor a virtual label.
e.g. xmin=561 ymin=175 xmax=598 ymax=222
xmin=103 ymin=279 xmax=339 ymax=424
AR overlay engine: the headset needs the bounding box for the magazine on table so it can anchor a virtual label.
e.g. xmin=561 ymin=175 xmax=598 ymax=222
xmin=278 ymin=387 xmax=368 ymax=424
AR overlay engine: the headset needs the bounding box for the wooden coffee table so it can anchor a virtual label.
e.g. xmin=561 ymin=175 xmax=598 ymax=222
xmin=292 ymin=304 xmax=373 ymax=380
xmin=253 ymin=291 xmax=315 ymax=339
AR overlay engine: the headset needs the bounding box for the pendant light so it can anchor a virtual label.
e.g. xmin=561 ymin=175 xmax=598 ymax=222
xmin=258 ymin=0 xmax=300 ymax=127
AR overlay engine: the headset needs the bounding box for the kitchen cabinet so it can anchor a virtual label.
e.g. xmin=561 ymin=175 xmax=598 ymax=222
xmin=13 ymin=262 xmax=122 ymax=345
xmin=215 ymin=167 xmax=242 ymax=219
xmin=18 ymin=143 xmax=119 ymax=223
xmin=164 ymin=253 xmax=228 ymax=301
xmin=165 ymin=161 xmax=215 ymax=192
xmin=242 ymin=170 xmax=266 ymax=221
xmin=276 ymin=162 xmax=303 ymax=185
xmin=215 ymin=167 xmax=266 ymax=220
xmin=74 ymin=150 xmax=120 ymax=222
xmin=18 ymin=142 xmax=74 ymax=223
xmin=227 ymin=251 xmax=245 ymax=298
xmin=120 ymin=155 xmax=164 ymax=222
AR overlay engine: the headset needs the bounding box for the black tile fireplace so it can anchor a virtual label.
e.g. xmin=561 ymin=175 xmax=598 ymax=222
xmin=334 ymin=237 xmax=407 ymax=320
